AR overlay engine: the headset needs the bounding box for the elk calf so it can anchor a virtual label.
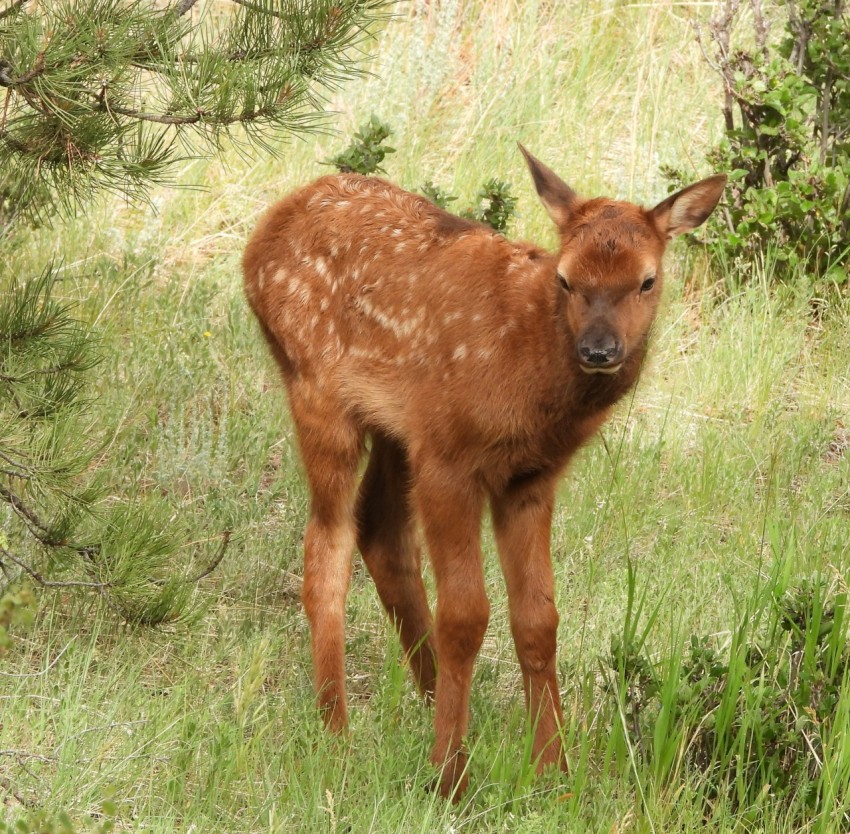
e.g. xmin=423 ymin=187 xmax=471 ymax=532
xmin=243 ymin=146 xmax=725 ymax=798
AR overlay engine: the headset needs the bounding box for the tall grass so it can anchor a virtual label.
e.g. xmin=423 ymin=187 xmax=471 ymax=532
xmin=1 ymin=1 xmax=849 ymax=831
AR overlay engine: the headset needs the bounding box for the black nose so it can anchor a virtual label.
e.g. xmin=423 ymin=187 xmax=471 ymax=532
xmin=578 ymin=335 xmax=622 ymax=366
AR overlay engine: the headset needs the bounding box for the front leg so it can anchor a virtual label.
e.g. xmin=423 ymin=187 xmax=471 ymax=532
xmin=414 ymin=465 xmax=489 ymax=800
xmin=491 ymin=474 xmax=566 ymax=773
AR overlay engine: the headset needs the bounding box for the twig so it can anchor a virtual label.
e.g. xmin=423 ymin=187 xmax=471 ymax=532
xmin=0 ymin=468 xmax=31 ymax=479
xmin=172 ymin=0 xmax=200 ymax=15
xmin=56 ymin=719 xmax=149 ymax=749
xmin=0 ymin=546 xmax=112 ymax=588
xmin=0 ymin=776 xmax=30 ymax=809
xmin=13 ymin=50 xmax=46 ymax=86
xmin=0 ymin=61 xmax=13 ymax=88
xmin=0 ymin=449 xmax=36 ymax=477
xmin=0 ymin=358 xmax=89 ymax=383
xmin=0 ymin=750 xmax=55 ymax=763
xmin=704 ymin=0 xmax=741 ymax=134
xmin=0 ymin=482 xmax=100 ymax=558
xmin=106 ymin=104 xmax=204 ymax=125
xmin=820 ymin=66 xmax=833 ymax=166
xmin=0 ymin=0 xmax=28 ymax=22
xmin=0 ymin=482 xmax=52 ymax=535
xmin=189 ymin=529 xmax=231 ymax=582
xmin=749 ymin=0 xmax=769 ymax=55
xmin=106 ymin=103 xmax=274 ymax=127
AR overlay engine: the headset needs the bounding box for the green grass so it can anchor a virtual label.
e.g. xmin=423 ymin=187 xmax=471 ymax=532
xmin=2 ymin=0 xmax=850 ymax=831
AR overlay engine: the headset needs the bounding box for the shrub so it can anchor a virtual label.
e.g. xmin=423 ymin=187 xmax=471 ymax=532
xmin=327 ymin=120 xmax=519 ymax=232
xmin=325 ymin=114 xmax=396 ymax=175
xmin=665 ymin=0 xmax=850 ymax=285
xmin=461 ymin=178 xmax=519 ymax=233
xmin=420 ymin=180 xmax=458 ymax=211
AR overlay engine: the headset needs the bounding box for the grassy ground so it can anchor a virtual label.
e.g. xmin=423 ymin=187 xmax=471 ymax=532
xmin=2 ymin=1 xmax=850 ymax=831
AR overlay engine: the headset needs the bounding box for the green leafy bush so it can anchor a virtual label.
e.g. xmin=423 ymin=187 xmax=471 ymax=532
xmin=420 ymin=180 xmax=458 ymax=211
xmin=665 ymin=0 xmax=850 ymax=284
xmin=461 ymin=178 xmax=518 ymax=233
xmin=325 ymin=114 xmax=396 ymax=175
xmin=327 ymin=119 xmax=519 ymax=232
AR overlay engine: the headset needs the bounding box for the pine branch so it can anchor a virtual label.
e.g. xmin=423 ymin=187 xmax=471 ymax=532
xmin=0 ymin=450 xmax=34 ymax=478
xmin=105 ymin=102 xmax=277 ymax=127
xmin=0 ymin=0 xmax=28 ymax=22
xmin=0 ymin=3 xmax=388 ymax=620
xmin=0 ymin=483 xmax=99 ymax=557
xmin=172 ymin=0 xmax=200 ymax=16
xmin=1 ymin=476 xmax=231 ymax=583
xmin=0 ymin=127 xmax=28 ymax=152
xmin=0 ymin=546 xmax=111 ymax=588
xmin=0 ymin=483 xmax=52 ymax=538
xmin=0 ymin=357 xmax=90 ymax=383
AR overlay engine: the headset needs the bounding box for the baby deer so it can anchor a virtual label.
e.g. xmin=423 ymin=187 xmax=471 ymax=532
xmin=243 ymin=146 xmax=725 ymax=798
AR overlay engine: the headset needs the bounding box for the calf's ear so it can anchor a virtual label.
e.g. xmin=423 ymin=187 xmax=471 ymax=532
xmin=651 ymin=174 xmax=727 ymax=238
xmin=519 ymin=143 xmax=580 ymax=228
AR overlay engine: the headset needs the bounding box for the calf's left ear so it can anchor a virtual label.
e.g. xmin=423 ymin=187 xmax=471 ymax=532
xmin=651 ymin=174 xmax=727 ymax=239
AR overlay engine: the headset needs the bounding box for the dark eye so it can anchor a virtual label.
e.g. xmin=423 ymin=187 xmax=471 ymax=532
xmin=640 ymin=276 xmax=656 ymax=293
xmin=557 ymin=271 xmax=571 ymax=292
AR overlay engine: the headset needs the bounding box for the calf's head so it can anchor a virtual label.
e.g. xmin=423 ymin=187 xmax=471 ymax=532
xmin=520 ymin=146 xmax=726 ymax=375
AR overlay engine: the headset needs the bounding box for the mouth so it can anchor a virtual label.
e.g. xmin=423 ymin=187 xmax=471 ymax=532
xmin=579 ymin=363 xmax=623 ymax=376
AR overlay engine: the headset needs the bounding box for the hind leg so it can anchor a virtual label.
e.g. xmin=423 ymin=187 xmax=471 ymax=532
xmin=293 ymin=389 xmax=363 ymax=732
xmin=356 ymin=433 xmax=437 ymax=699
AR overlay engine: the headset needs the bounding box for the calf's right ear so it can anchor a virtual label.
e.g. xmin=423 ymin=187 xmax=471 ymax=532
xmin=651 ymin=174 xmax=727 ymax=239
xmin=518 ymin=143 xmax=579 ymax=228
